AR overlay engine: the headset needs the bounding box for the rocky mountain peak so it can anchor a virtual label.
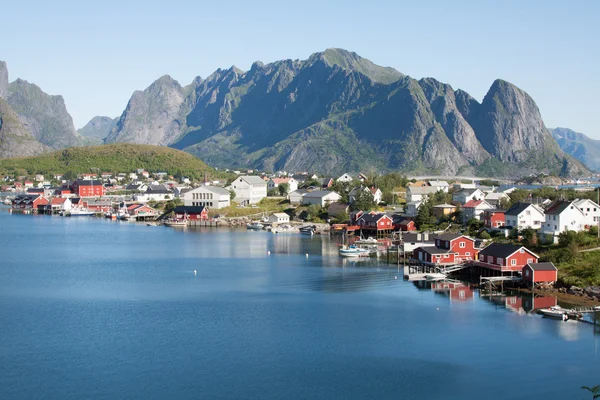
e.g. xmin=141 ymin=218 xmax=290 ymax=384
xmin=0 ymin=61 xmax=8 ymax=99
xmin=78 ymin=116 xmax=117 ymax=140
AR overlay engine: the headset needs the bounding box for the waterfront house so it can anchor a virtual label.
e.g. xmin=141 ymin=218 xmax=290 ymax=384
xmin=336 ymin=173 xmax=353 ymax=183
xmin=473 ymin=243 xmax=539 ymax=273
xmin=327 ymin=202 xmax=350 ymax=219
xmin=406 ymin=186 xmax=440 ymax=203
xmin=522 ymin=262 xmax=558 ymax=286
xmin=127 ymin=204 xmax=156 ymax=216
xmin=71 ymin=180 xmax=105 ymax=197
xmin=289 ymin=189 xmax=309 ymax=205
xmin=401 ymin=232 xmax=438 ymax=255
xmin=229 ymin=176 xmax=268 ymax=205
xmin=47 ymin=197 xmax=72 ymax=213
xmin=267 ymin=178 xmax=298 ymax=193
xmin=414 ymin=234 xmax=477 ymax=265
xmin=173 ymin=205 xmax=208 ymax=221
xmin=268 ymin=213 xmax=290 ymax=224
xmin=540 ymin=200 xmax=585 ymax=242
xmin=452 ymin=188 xmax=484 ymax=205
xmin=504 ymin=202 xmax=545 ymax=231
xmin=432 ymin=204 xmax=457 ymax=220
xmin=183 ymin=186 xmax=231 ymax=209
xmin=398 ymin=220 xmax=417 ymax=232
xmin=357 ymin=212 xmax=394 ymax=236
xmin=11 ymin=194 xmax=48 ymax=211
xmin=462 ymin=199 xmax=493 ymax=223
xmin=572 ymin=198 xmax=600 ymax=228
xmin=302 ymin=191 xmax=341 ymax=207
xmin=483 ymin=209 xmax=506 ymax=229
xmin=86 ymin=200 xmax=112 ymax=213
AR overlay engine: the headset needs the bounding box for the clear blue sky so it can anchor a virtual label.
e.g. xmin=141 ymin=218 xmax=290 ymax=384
xmin=1 ymin=0 xmax=598 ymax=137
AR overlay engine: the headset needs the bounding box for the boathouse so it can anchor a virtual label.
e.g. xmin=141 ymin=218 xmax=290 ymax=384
xmin=522 ymin=262 xmax=558 ymax=286
xmin=413 ymin=234 xmax=477 ymax=265
xmin=357 ymin=212 xmax=394 ymax=237
xmin=472 ymin=243 xmax=539 ymax=273
xmin=173 ymin=205 xmax=208 ymax=221
xmin=11 ymin=194 xmax=48 ymax=212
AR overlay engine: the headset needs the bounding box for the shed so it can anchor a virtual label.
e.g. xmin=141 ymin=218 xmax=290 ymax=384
xmin=522 ymin=262 xmax=558 ymax=285
xmin=268 ymin=213 xmax=290 ymax=224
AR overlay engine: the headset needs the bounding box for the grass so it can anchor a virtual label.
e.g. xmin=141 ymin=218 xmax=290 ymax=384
xmin=210 ymin=198 xmax=291 ymax=218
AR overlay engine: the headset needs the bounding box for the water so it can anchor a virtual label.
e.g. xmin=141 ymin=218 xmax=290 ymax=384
xmin=0 ymin=210 xmax=598 ymax=400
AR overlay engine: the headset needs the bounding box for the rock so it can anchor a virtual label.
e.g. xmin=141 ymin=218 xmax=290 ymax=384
xmin=0 ymin=98 xmax=49 ymax=158
xmin=584 ymin=286 xmax=600 ymax=298
xmin=0 ymin=61 xmax=7 ymax=99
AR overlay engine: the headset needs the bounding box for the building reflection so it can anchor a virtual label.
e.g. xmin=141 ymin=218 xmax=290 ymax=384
xmin=412 ymin=280 xmax=474 ymax=303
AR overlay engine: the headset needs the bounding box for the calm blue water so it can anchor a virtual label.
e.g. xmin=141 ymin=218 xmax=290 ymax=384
xmin=1 ymin=209 xmax=598 ymax=400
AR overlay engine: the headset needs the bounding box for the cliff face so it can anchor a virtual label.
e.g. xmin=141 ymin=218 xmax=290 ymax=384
xmin=551 ymin=127 xmax=600 ymax=172
xmin=0 ymin=61 xmax=8 ymax=99
xmin=101 ymin=49 xmax=589 ymax=177
xmin=7 ymin=79 xmax=82 ymax=150
xmin=0 ymin=98 xmax=49 ymax=158
xmin=78 ymin=116 xmax=117 ymax=140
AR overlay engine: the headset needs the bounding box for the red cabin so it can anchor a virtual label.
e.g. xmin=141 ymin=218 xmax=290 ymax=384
xmin=474 ymin=243 xmax=539 ymax=272
xmin=398 ymin=220 xmax=417 ymax=232
xmin=173 ymin=206 xmax=208 ymax=221
xmin=414 ymin=234 xmax=477 ymax=265
xmin=357 ymin=212 xmax=394 ymax=237
xmin=483 ymin=209 xmax=506 ymax=229
xmin=71 ymin=180 xmax=105 ymax=197
xmin=522 ymin=262 xmax=558 ymax=285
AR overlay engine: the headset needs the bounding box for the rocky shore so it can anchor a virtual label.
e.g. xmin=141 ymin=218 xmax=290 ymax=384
xmin=515 ymin=285 xmax=600 ymax=307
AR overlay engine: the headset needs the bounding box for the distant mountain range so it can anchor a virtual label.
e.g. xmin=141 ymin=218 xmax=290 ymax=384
xmin=0 ymin=51 xmax=593 ymax=177
xmin=550 ymin=128 xmax=600 ymax=172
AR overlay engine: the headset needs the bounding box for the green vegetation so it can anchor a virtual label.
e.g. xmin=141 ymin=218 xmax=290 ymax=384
xmin=208 ymin=198 xmax=290 ymax=218
xmin=581 ymin=385 xmax=600 ymax=399
xmin=0 ymin=143 xmax=228 ymax=181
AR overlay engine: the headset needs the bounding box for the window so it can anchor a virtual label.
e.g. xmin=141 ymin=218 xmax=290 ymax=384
xmin=465 ymin=252 xmax=471 ymax=256
xmin=525 ymin=269 xmax=530 ymax=277
xmin=527 ymin=258 xmax=533 ymax=264
xmin=459 ymin=242 xmax=465 ymax=248
xmin=553 ymin=216 xmax=556 ymax=221
xmin=519 ymin=249 xmax=524 ymax=254
xmin=511 ymin=259 xmax=516 ymax=266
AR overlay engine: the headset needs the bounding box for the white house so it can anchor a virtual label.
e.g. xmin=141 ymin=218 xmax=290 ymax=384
xmin=406 ymin=186 xmax=440 ymax=203
xmin=484 ymin=192 xmax=510 ymax=207
xmin=573 ymin=199 xmax=600 ymax=228
xmin=267 ymin=177 xmax=298 ymax=193
xmin=268 ymin=213 xmax=290 ymax=224
xmin=336 ymin=173 xmax=354 ymax=183
xmin=404 ymin=201 xmax=422 ymax=217
xmin=183 ymin=186 xmax=231 ymax=209
xmin=229 ymin=176 xmax=268 ymax=205
xmin=401 ymin=232 xmax=438 ymax=254
xmin=428 ymin=180 xmax=449 ymax=193
xmin=302 ymin=191 xmax=342 ymax=207
xmin=349 ymin=186 xmax=383 ymax=205
xmin=134 ymin=184 xmax=174 ymax=202
xmin=452 ymin=188 xmax=485 ymax=205
xmin=504 ymin=202 xmax=545 ymax=230
xmin=462 ymin=199 xmax=493 ymax=223
xmin=289 ymin=189 xmax=309 ymax=205
xmin=540 ymin=200 xmax=586 ymax=242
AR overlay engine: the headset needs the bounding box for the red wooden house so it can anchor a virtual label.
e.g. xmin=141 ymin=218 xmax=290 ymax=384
xmin=357 ymin=212 xmax=394 ymax=237
xmin=398 ymin=220 xmax=417 ymax=232
xmin=11 ymin=195 xmax=48 ymax=211
xmin=522 ymin=262 xmax=558 ymax=285
xmin=414 ymin=234 xmax=477 ymax=265
xmin=127 ymin=204 xmax=156 ymax=216
xmin=483 ymin=209 xmax=506 ymax=229
xmin=473 ymin=243 xmax=539 ymax=272
xmin=71 ymin=180 xmax=105 ymax=197
xmin=173 ymin=206 xmax=208 ymax=221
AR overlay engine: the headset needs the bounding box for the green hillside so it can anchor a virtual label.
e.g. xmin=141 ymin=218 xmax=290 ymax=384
xmin=0 ymin=143 xmax=221 ymax=180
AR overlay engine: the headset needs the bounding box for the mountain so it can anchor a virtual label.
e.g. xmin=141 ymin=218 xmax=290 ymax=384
xmin=0 ymin=98 xmax=49 ymax=158
xmin=6 ymin=79 xmax=82 ymax=150
xmin=0 ymin=143 xmax=218 ymax=180
xmin=0 ymin=61 xmax=8 ymax=99
xmin=551 ymin=128 xmax=600 ymax=171
xmin=78 ymin=116 xmax=117 ymax=140
xmin=105 ymin=48 xmax=588 ymax=177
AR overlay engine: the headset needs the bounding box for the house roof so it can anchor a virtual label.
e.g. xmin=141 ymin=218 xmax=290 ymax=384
xmin=74 ymin=179 xmax=103 ymax=186
xmin=485 ymin=192 xmax=508 ymax=200
xmin=240 ymin=176 xmax=268 ymax=186
xmin=484 ymin=208 xmax=506 ymax=214
xmin=270 ymin=178 xmax=294 ymax=184
xmin=146 ymin=184 xmax=172 ymax=194
xmin=573 ymin=199 xmax=600 ymax=208
xmin=505 ymin=202 xmax=535 ymax=216
xmin=290 ymin=189 xmax=309 ymax=196
xmin=304 ymin=190 xmax=339 ymax=199
xmin=454 ymin=188 xmax=482 ymax=196
xmin=479 ymin=242 xmax=538 ymax=259
xmin=526 ymin=262 xmax=557 ymax=271
xmin=50 ymin=198 xmax=67 ymax=205
xmin=544 ymin=200 xmax=577 ymax=215
xmin=463 ymin=199 xmax=487 ymax=208
xmin=408 ymin=186 xmax=440 ymax=195
xmin=402 ymin=233 xmax=438 ymax=243
xmin=433 ymin=203 xmax=456 ymax=209
xmin=437 ymin=233 xmax=474 ymax=242
xmin=272 ymin=213 xmax=289 ymax=218
xmin=174 ymin=206 xmax=206 ymax=214
xmin=327 ymin=202 xmax=350 ymax=214
xmin=417 ymin=246 xmax=452 ymax=255
xmin=399 ymin=220 xmax=414 ymax=226
xmin=428 ymin=180 xmax=449 ymax=187
xmin=125 ymin=184 xmax=142 ymax=190
xmin=359 ymin=213 xmax=391 ymax=223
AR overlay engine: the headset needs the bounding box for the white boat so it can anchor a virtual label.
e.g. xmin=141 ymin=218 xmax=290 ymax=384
xmin=164 ymin=219 xmax=187 ymax=227
xmin=246 ymin=222 xmax=264 ymax=230
xmin=146 ymin=222 xmax=158 ymax=226
xmin=425 ymin=273 xmax=447 ymax=281
xmin=299 ymin=226 xmax=315 ymax=235
xmin=339 ymin=245 xmax=370 ymax=257
xmin=355 ymin=237 xmax=378 ymax=244
xmin=62 ymin=208 xmax=95 ymax=217
xmin=538 ymin=306 xmax=568 ymax=320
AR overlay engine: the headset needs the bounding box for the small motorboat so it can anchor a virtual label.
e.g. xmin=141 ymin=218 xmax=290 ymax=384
xmin=538 ymin=306 xmax=568 ymax=320
xmin=246 ymin=222 xmax=264 ymax=230
xmin=62 ymin=208 xmax=95 ymax=217
xmin=425 ymin=273 xmax=447 ymax=281
xmin=339 ymin=245 xmax=370 ymax=257
xmin=355 ymin=237 xmax=378 ymax=245
xmin=299 ymin=226 xmax=315 ymax=235
xmin=146 ymin=222 xmax=158 ymax=226
xmin=164 ymin=219 xmax=187 ymax=227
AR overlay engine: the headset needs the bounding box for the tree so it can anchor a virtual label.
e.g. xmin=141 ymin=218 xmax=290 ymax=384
xmin=63 ymin=170 xmax=78 ymax=182
xmin=498 ymin=197 xmax=511 ymax=210
xmin=229 ymin=190 xmax=236 ymax=201
xmin=352 ymin=189 xmax=376 ymax=211
xmin=478 ymin=230 xmax=491 ymax=239
xmin=416 ymin=200 xmax=435 ymax=229
xmin=278 ymin=183 xmax=289 ymax=196
xmin=581 ymin=385 xmax=600 ymax=400
xmin=268 ymin=188 xmax=279 ymax=197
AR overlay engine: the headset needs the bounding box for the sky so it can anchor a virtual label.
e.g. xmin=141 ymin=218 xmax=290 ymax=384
xmin=1 ymin=0 xmax=599 ymax=137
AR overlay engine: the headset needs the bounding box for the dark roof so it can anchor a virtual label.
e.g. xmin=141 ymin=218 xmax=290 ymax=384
xmin=484 ymin=208 xmax=506 ymax=214
xmin=526 ymin=262 xmax=557 ymax=271
xmin=359 ymin=213 xmax=390 ymax=223
xmin=544 ymin=200 xmax=573 ymax=215
xmin=173 ymin=206 xmax=206 ymax=214
xmin=74 ymin=179 xmax=103 ymax=186
xmin=403 ymin=233 xmax=438 ymax=243
xmin=146 ymin=185 xmax=172 ymax=194
xmin=505 ymin=202 xmax=533 ymax=216
xmin=479 ymin=242 xmax=534 ymax=258
xmin=125 ymin=184 xmax=141 ymax=190
xmin=417 ymin=246 xmax=451 ymax=254
xmin=437 ymin=233 xmax=464 ymax=242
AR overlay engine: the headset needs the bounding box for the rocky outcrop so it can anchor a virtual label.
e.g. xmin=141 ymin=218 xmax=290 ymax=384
xmin=106 ymin=49 xmax=589 ymax=177
xmin=550 ymin=127 xmax=600 ymax=172
xmin=0 ymin=61 xmax=8 ymax=99
xmin=7 ymin=79 xmax=82 ymax=149
xmin=0 ymin=98 xmax=49 ymax=158
xmin=78 ymin=116 xmax=117 ymax=140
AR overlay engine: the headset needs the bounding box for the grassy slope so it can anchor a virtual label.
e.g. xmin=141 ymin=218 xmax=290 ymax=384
xmin=0 ymin=143 xmax=222 ymax=180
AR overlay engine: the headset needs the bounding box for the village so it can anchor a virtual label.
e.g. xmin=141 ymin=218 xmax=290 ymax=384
xmin=2 ymin=168 xmax=600 ymax=310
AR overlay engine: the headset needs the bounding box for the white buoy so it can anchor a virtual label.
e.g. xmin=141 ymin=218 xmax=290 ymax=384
xmin=394 ymin=276 xmax=397 ymax=280
xmin=267 ymin=250 xmax=271 ymax=255
xmin=436 ymin=308 xmax=440 ymax=311
xmin=305 ymin=254 xmax=308 ymax=258
xmin=193 ymin=270 xmax=197 ymax=275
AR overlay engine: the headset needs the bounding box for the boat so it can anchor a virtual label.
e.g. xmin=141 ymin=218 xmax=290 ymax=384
xmin=62 ymin=208 xmax=95 ymax=217
xmin=272 ymin=224 xmax=298 ymax=234
xmin=146 ymin=222 xmax=158 ymax=226
xmin=299 ymin=226 xmax=315 ymax=235
xmin=425 ymin=273 xmax=447 ymax=281
xmin=355 ymin=237 xmax=378 ymax=244
xmin=246 ymin=222 xmax=264 ymax=230
xmin=164 ymin=219 xmax=187 ymax=227
xmin=339 ymin=245 xmax=370 ymax=257
xmin=538 ymin=306 xmax=568 ymax=320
